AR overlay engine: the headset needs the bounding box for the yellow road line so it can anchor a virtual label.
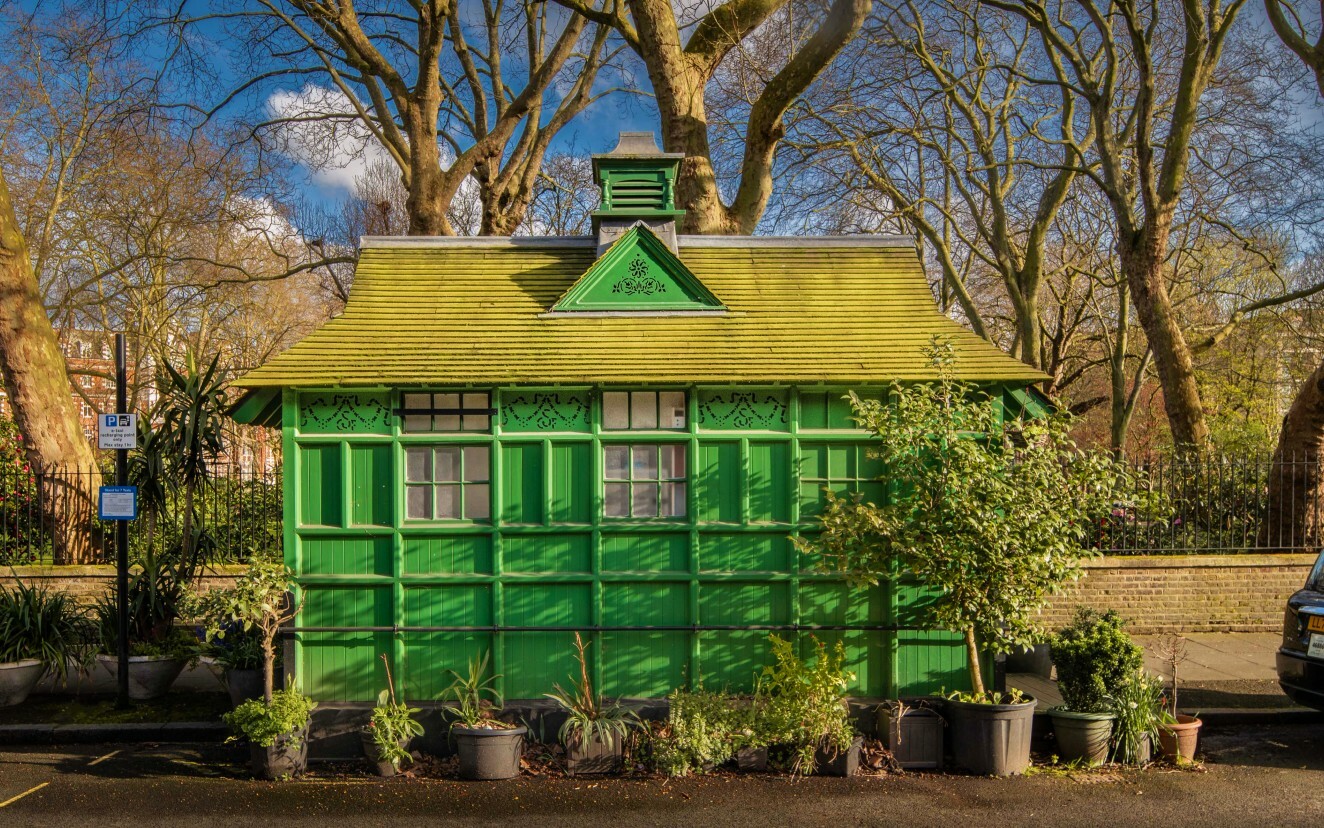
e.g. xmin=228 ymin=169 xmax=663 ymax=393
xmin=0 ymin=782 xmax=49 ymax=809
xmin=87 ymin=750 xmax=121 ymax=767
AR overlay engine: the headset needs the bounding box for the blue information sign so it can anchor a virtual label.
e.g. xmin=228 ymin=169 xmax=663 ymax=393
xmin=98 ymin=486 xmax=138 ymax=521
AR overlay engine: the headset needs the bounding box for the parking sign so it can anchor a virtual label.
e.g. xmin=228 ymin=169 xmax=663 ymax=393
xmin=97 ymin=413 xmax=137 ymax=450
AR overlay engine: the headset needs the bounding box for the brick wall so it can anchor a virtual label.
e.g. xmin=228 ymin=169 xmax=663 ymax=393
xmin=1 ymin=565 xmax=245 ymax=604
xmin=1040 ymin=553 xmax=1317 ymax=634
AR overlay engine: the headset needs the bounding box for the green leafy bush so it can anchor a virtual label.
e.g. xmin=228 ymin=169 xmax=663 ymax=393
xmin=653 ymin=688 xmax=739 ymax=777
xmin=0 ymin=579 xmax=90 ymax=679
xmin=1050 ymin=608 xmax=1143 ymax=714
xmin=1110 ymin=667 xmax=1165 ymax=764
xmin=757 ymin=635 xmax=856 ymax=775
xmin=224 ymin=686 xmax=317 ymax=748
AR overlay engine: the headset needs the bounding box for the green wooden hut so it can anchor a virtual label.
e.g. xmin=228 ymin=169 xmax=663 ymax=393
xmin=231 ymin=133 xmax=1046 ymax=703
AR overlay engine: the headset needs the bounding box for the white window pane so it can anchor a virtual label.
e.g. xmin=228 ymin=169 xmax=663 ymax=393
xmin=403 ymin=415 xmax=432 ymax=433
xmin=406 ymin=486 xmax=431 ymax=519
xmin=403 ymin=393 xmax=430 ymax=409
xmin=436 ymin=393 xmax=460 ymax=409
xmin=605 ymin=445 xmax=629 ymax=479
xmin=659 ymin=391 xmax=686 ymax=428
xmin=405 ymin=447 xmax=431 ymax=482
xmin=660 ymin=445 xmax=686 ymax=479
xmin=604 ymin=482 xmax=630 ymax=517
xmin=603 ymin=392 xmax=629 ymax=429
xmin=631 ymin=392 xmax=657 ymax=429
xmin=462 ymin=414 xmax=490 ymax=431
xmin=436 ymin=414 xmax=461 ymax=431
xmin=632 ymin=483 xmax=658 ymax=517
xmin=462 ymin=392 xmax=489 ymax=410
xmin=632 ymin=445 xmax=658 ymax=480
xmin=464 ymin=484 xmax=490 ymax=520
xmin=435 ymin=485 xmax=461 ymax=519
xmin=662 ymin=482 xmax=686 ymax=517
xmin=464 ymin=446 xmax=490 ymax=482
xmin=435 ymin=447 xmax=461 ymax=481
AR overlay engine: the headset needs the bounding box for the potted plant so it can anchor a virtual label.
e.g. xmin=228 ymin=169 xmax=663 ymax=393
xmin=877 ymin=698 xmax=944 ymax=770
xmin=1153 ymin=633 xmax=1202 ymax=763
xmin=1048 ymin=608 xmax=1144 ymax=765
xmin=757 ymin=635 xmax=859 ymax=776
xmin=441 ymin=651 xmax=525 ymax=780
xmin=798 ymin=338 xmax=1136 ymax=776
xmin=1110 ymin=667 xmax=1164 ymax=765
xmin=363 ymin=655 xmax=423 ymax=777
xmin=0 ymin=579 xmax=89 ymax=706
xmin=92 ymin=557 xmax=200 ymax=701
xmin=202 ymin=623 xmax=270 ymax=708
xmin=201 ymin=556 xmax=314 ymax=780
xmin=545 ymin=632 xmax=639 ymax=775
xmin=652 ymin=687 xmax=739 ymax=777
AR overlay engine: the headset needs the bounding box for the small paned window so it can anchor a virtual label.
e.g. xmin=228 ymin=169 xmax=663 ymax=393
xmin=401 ymin=392 xmax=492 ymax=433
xmin=603 ymin=443 xmax=686 ymax=518
xmin=799 ymin=443 xmax=885 ymax=517
xmin=602 ymin=390 xmax=686 ymax=430
xmin=404 ymin=445 xmax=490 ymax=520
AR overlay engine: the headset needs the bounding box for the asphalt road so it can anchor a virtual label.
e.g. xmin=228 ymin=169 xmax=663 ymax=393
xmin=1 ymin=723 xmax=1322 ymax=828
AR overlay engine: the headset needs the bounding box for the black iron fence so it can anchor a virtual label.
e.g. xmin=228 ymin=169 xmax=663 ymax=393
xmin=1089 ymin=452 xmax=1322 ymax=555
xmin=0 ymin=463 xmax=281 ymax=566
xmin=1 ymin=452 xmax=1319 ymax=563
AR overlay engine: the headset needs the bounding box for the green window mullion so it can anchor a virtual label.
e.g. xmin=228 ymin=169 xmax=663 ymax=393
xmin=491 ymin=394 xmax=505 ymax=693
xmin=590 ymin=391 xmax=604 ymax=695
xmin=338 ymin=441 xmax=352 ymax=529
xmin=687 ymin=387 xmax=701 ymax=685
xmin=282 ymin=389 xmax=303 ymax=691
xmin=739 ymin=437 xmax=751 ymax=527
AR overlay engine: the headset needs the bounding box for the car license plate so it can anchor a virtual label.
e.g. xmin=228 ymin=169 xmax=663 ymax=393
xmin=1309 ymin=615 xmax=1324 ymax=634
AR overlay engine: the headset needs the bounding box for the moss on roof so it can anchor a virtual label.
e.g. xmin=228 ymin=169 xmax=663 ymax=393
xmin=233 ymin=237 xmax=1045 ymax=388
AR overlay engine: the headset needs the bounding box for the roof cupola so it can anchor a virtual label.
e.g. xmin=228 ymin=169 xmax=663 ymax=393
xmin=593 ymin=132 xmax=685 ymax=254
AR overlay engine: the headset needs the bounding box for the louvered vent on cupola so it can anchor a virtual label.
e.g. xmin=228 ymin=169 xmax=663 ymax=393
xmin=592 ymin=132 xmax=686 ymax=254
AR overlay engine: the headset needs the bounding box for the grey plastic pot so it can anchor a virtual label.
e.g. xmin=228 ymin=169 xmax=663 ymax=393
xmin=565 ymin=731 xmax=624 ymax=776
xmin=250 ymin=724 xmax=309 ymax=780
xmin=946 ymin=696 xmax=1037 ymax=776
xmin=0 ymin=660 xmax=44 ymax=707
xmin=224 ymin=668 xmax=264 ymax=708
xmin=360 ymin=730 xmax=412 ymax=777
xmin=1006 ymin=644 xmax=1053 ymax=679
xmin=735 ymin=746 xmax=768 ymax=772
xmin=1049 ymin=708 xmax=1114 ymax=766
xmin=453 ymin=725 xmax=526 ymax=780
xmin=96 ymin=654 xmax=187 ymax=701
xmin=879 ymin=704 xmax=945 ymax=770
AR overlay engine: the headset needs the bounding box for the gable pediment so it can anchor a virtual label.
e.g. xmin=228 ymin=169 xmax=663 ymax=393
xmin=550 ymin=224 xmax=724 ymax=313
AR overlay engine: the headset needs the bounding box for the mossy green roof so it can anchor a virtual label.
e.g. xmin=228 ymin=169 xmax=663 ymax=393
xmin=234 ymin=236 xmax=1045 ymax=388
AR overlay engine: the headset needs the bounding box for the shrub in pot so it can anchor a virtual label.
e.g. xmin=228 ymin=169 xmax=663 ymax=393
xmin=1049 ymin=608 xmax=1143 ymax=765
xmin=652 ymin=688 xmax=740 ymax=777
xmin=546 ymin=633 xmax=639 ymax=775
xmin=441 ymin=651 xmax=524 ymax=781
xmin=798 ymin=338 xmax=1137 ymax=776
xmin=196 ymin=556 xmax=312 ymax=779
xmin=756 ymin=635 xmax=859 ymax=776
xmin=204 ymin=624 xmax=273 ymax=708
xmin=0 ymin=579 xmax=90 ymax=706
xmin=364 ymin=655 xmax=424 ymax=777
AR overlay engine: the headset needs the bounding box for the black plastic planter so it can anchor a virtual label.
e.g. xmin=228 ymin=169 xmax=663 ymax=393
xmin=224 ymin=668 xmax=264 ymax=708
xmin=360 ymin=731 xmax=413 ymax=777
xmin=251 ymin=725 xmax=309 ymax=780
xmin=814 ymin=736 xmax=863 ymax=776
xmin=946 ymin=696 xmax=1037 ymax=776
xmin=736 ymin=746 xmax=769 ymax=772
xmin=453 ymin=725 xmax=527 ymax=780
xmin=879 ymin=704 xmax=945 ymax=770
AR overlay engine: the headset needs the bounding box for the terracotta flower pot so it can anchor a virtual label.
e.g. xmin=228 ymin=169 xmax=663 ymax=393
xmin=1158 ymin=715 xmax=1201 ymax=763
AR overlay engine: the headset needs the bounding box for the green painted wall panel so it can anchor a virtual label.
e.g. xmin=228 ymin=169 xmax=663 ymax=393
xmin=504 ymin=535 xmax=591 ymax=573
xmin=299 ymin=444 xmax=342 ymax=527
xmin=747 ymin=441 xmax=790 ymax=523
xmin=699 ymin=583 xmax=790 ymax=626
xmin=698 ymin=533 xmax=790 ymax=572
xmin=697 ymin=631 xmax=770 ymax=690
xmin=350 ymin=444 xmax=392 ymax=526
xmin=601 ymin=632 xmax=689 ymax=696
xmin=302 ymin=537 xmax=392 ymax=576
xmin=299 ymin=586 xmax=392 ymax=699
xmin=600 ymin=532 xmax=688 ymax=572
xmin=694 ymin=441 xmax=740 ymax=523
xmin=297 ymin=391 xmax=392 ymax=434
xmin=548 ymin=442 xmax=591 ymax=523
xmin=401 ymin=535 xmax=492 ymax=575
xmin=696 ymin=390 xmax=790 ymax=431
xmin=501 ymin=442 xmax=544 ymax=525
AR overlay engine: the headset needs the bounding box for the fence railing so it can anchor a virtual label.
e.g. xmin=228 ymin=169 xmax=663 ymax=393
xmin=0 ymin=463 xmax=281 ymax=566
xmin=1089 ymin=452 xmax=1322 ymax=555
xmin=2 ymin=452 xmax=1318 ymax=563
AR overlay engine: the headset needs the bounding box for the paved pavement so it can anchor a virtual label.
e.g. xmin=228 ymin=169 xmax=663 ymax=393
xmin=1132 ymin=633 xmax=1280 ymax=682
xmin=0 ymin=724 xmax=1321 ymax=827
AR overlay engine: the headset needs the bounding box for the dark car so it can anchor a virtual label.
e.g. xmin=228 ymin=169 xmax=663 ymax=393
xmin=1278 ymin=549 xmax=1324 ymax=711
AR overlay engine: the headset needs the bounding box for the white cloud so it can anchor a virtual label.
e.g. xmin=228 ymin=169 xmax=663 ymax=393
xmin=265 ymin=85 xmax=397 ymax=192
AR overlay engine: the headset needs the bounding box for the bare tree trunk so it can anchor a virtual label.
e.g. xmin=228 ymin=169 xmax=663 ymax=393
xmin=1120 ymin=233 xmax=1210 ymax=450
xmin=963 ymin=627 xmax=985 ymax=697
xmin=0 ymin=164 xmax=101 ymax=563
xmin=1259 ymin=359 xmax=1324 ymax=550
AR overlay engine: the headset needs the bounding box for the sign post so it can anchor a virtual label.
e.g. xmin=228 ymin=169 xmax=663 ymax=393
xmin=105 ymin=334 xmax=134 ymax=709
